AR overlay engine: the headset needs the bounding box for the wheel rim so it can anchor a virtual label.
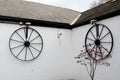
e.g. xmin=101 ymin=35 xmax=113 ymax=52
xmin=9 ymin=27 xmax=43 ymax=61
xmin=85 ymin=24 xmax=113 ymax=61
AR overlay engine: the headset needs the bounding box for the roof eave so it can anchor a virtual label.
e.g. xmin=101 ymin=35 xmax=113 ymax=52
xmin=0 ymin=15 xmax=72 ymax=29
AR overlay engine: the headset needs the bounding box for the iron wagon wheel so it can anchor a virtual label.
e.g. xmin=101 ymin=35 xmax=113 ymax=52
xmin=85 ymin=24 xmax=113 ymax=61
xmin=9 ymin=27 xmax=43 ymax=61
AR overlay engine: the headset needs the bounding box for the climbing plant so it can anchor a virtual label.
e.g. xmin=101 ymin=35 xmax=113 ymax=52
xmin=75 ymin=44 xmax=112 ymax=80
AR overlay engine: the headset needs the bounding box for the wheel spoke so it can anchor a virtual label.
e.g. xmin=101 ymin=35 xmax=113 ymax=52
xmin=98 ymin=46 xmax=103 ymax=59
xmin=28 ymin=29 xmax=33 ymax=41
xmin=25 ymin=47 xmax=27 ymax=60
xmin=100 ymin=44 xmax=109 ymax=54
xmin=101 ymin=41 xmax=112 ymax=43
xmin=99 ymin=26 xmax=104 ymax=39
xmin=15 ymin=31 xmax=25 ymax=41
xmin=95 ymin=46 xmax=97 ymax=59
xmin=88 ymin=42 xmax=95 ymax=47
xmin=28 ymin=47 xmax=34 ymax=59
xmin=96 ymin=25 xmax=99 ymax=39
xmin=11 ymin=39 xmax=24 ymax=43
xmin=25 ymin=27 xmax=29 ymax=39
xmin=16 ymin=46 xmax=25 ymax=57
xmin=11 ymin=44 xmax=24 ymax=49
xmin=100 ymin=32 xmax=110 ymax=40
xmin=24 ymin=28 xmax=26 ymax=40
xmin=30 ymin=43 xmax=43 ymax=45
xmin=30 ymin=45 xmax=40 ymax=52
xmin=90 ymin=30 xmax=96 ymax=39
xmin=30 ymin=35 xmax=39 ymax=42
xmin=87 ymin=45 xmax=96 ymax=55
xmin=87 ymin=37 xmax=95 ymax=41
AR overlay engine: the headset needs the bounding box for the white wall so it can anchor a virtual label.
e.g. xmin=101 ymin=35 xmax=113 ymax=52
xmin=0 ymin=23 xmax=76 ymax=80
xmin=0 ymin=15 xmax=120 ymax=80
xmin=72 ymin=15 xmax=120 ymax=80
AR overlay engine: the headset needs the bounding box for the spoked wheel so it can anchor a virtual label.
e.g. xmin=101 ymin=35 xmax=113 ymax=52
xmin=9 ymin=27 xmax=43 ymax=61
xmin=85 ymin=24 xmax=113 ymax=61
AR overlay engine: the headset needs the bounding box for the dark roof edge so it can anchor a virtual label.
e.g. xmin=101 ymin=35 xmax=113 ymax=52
xmin=0 ymin=15 xmax=72 ymax=29
xmin=72 ymin=9 xmax=120 ymax=28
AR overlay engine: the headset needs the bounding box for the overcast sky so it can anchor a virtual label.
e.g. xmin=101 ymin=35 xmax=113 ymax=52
xmin=25 ymin=0 xmax=98 ymax=12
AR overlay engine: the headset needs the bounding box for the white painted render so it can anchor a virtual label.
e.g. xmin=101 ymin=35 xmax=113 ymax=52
xmin=0 ymin=23 xmax=74 ymax=80
xmin=0 ymin=15 xmax=119 ymax=80
xmin=72 ymin=15 xmax=120 ymax=80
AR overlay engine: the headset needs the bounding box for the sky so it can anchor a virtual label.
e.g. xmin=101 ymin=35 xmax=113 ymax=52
xmin=25 ymin=0 xmax=99 ymax=12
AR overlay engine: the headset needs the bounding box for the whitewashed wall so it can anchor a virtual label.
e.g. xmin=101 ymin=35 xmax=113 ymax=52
xmin=72 ymin=15 xmax=120 ymax=80
xmin=0 ymin=15 xmax=120 ymax=80
xmin=0 ymin=23 xmax=76 ymax=80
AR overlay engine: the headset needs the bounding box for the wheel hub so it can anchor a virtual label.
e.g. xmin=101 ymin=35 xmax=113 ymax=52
xmin=95 ymin=39 xmax=101 ymax=45
xmin=24 ymin=41 xmax=30 ymax=47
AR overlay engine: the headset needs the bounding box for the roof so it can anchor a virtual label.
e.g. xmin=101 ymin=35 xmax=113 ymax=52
xmin=73 ymin=0 xmax=120 ymax=28
xmin=0 ymin=0 xmax=120 ymax=29
xmin=0 ymin=0 xmax=80 ymax=29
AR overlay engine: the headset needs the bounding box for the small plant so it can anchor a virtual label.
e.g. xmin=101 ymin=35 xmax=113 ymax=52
xmin=75 ymin=44 xmax=112 ymax=80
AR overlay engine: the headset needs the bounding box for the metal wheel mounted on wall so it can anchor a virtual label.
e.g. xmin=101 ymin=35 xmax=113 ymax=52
xmin=9 ymin=25 xmax=43 ymax=61
xmin=85 ymin=24 xmax=113 ymax=61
